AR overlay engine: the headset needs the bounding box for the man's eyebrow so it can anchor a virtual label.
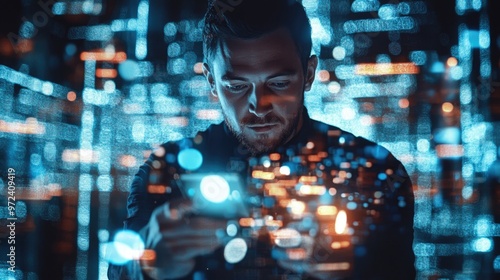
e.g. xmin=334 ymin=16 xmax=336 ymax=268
xmin=221 ymin=70 xmax=298 ymax=81
xmin=266 ymin=70 xmax=297 ymax=79
xmin=221 ymin=72 xmax=247 ymax=81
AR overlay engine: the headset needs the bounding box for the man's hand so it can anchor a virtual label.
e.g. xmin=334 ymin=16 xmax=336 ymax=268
xmin=141 ymin=200 xmax=227 ymax=279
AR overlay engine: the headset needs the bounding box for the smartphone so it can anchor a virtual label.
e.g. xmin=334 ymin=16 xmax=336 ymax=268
xmin=178 ymin=173 xmax=250 ymax=219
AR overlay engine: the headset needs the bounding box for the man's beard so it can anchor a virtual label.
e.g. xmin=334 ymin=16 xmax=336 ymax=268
xmin=223 ymin=109 xmax=302 ymax=156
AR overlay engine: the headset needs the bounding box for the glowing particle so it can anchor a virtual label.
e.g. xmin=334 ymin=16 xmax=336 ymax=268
xmin=333 ymin=46 xmax=346 ymax=60
xmin=226 ymin=223 xmax=238 ymax=237
xmin=398 ymin=98 xmax=409 ymax=108
xmin=306 ymin=142 xmax=315 ymax=149
xmin=177 ymin=148 xmax=203 ymax=171
xmin=447 ymin=57 xmax=458 ymax=67
xmin=346 ymin=202 xmax=357 ymax=210
xmin=288 ymin=199 xmax=306 ymax=215
xmin=118 ymin=60 xmax=140 ymax=81
xmin=335 ymin=210 xmax=348 ymax=234
xmin=318 ymin=70 xmax=330 ymax=82
xmin=279 ymin=166 xmax=291 ymax=176
xmin=441 ymin=102 xmax=454 ymax=113
xmin=328 ymin=81 xmax=341 ymax=94
xmin=473 ymin=238 xmax=492 ymax=252
xmin=224 ymin=238 xmax=247 ymax=264
xmin=67 ymin=91 xmax=77 ymax=101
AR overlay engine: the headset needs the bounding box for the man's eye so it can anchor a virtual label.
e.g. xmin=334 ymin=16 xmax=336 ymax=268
xmin=269 ymin=81 xmax=290 ymax=89
xmin=226 ymin=84 xmax=248 ymax=92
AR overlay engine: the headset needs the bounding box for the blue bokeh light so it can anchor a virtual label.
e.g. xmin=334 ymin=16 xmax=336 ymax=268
xmin=178 ymin=148 xmax=203 ymax=171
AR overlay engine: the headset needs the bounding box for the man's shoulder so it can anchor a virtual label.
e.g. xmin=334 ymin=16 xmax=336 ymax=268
xmin=308 ymin=118 xmax=403 ymax=166
xmin=309 ymin=118 xmax=383 ymax=149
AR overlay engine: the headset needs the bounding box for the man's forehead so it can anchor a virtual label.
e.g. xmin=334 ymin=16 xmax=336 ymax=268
xmin=212 ymin=28 xmax=301 ymax=73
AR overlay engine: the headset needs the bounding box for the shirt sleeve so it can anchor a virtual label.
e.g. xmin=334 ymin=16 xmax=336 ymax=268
xmin=107 ymin=154 xmax=166 ymax=280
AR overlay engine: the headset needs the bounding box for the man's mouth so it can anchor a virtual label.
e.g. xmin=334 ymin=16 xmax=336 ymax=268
xmin=246 ymin=123 xmax=279 ymax=133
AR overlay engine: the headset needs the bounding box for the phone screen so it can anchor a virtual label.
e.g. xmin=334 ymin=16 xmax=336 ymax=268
xmin=178 ymin=173 xmax=250 ymax=219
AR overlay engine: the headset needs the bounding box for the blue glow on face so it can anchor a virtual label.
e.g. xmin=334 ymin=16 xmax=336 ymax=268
xmin=177 ymin=148 xmax=203 ymax=171
xmin=200 ymin=175 xmax=230 ymax=203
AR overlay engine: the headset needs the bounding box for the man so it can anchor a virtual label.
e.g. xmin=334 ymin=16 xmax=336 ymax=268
xmin=109 ymin=0 xmax=415 ymax=279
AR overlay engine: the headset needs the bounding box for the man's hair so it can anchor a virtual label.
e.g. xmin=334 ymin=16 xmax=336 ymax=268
xmin=203 ymin=0 xmax=312 ymax=72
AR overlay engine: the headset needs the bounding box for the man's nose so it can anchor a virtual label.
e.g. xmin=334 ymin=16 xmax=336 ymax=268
xmin=248 ymin=85 xmax=273 ymax=117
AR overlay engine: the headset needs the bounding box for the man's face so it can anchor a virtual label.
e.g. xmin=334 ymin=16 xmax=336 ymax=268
xmin=204 ymin=28 xmax=317 ymax=154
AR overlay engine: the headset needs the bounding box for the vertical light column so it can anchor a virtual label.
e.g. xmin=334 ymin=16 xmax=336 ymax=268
xmin=76 ymin=107 xmax=95 ymax=280
xmin=135 ymin=0 xmax=149 ymax=60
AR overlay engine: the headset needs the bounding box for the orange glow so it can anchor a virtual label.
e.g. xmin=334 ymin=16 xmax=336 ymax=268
xmin=239 ymin=218 xmax=255 ymax=227
xmin=252 ymin=170 xmax=275 ymax=180
xmin=314 ymin=262 xmax=351 ymax=271
xmin=193 ymin=62 xmax=203 ymax=74
xmin=331 ymin=241 xmax=351 ymax=249
xmin=140 ymin=249 xmax=156 ymax=261
xmin=307 ymin=155 xmax=321 ymax=162
xmin=355 ymin=62 xmax=419 ymax=76
xmin=318 ymin=70 xmax=330 ymax=82
xmin=442 ymin=102 xmax=454 ymax=113
xmin=335 ymin=210 xmax=348 ymax=234
xmin=80 ymin=51 xmax=127 ymax=62
xmin=286 ymin=248 xmax=307 ymax=260
xmin=447 ymin=57 xmax=458 ymax=67
xmin=267 ymin=186 xmax=287 ymax=197
xmin=299 ymin=176 xmax=317 ymax=184
xmin=398 ymin=98 xmax=410 ymax=108
xmin=317 ymin=205 xmax=338 ymax=216
xmin=119 ymin=155 xmax=137 ymax=167
xmin=96 ymin=68 xmax=118 ymax=78
xmin=436 ymin=144 xmax=464 ymax=158
xmin=67 ymin=91 xmax=77 ymax=101
xmin=269 ymin=153 xmax=281 ymax=161
xmin=0 ymin=118 xmax=45 ymax=135
xmin=299 ymin=185 xmax=326 ymax=195
xmin=288 ymin=199 xmax=306 ymax=215
xmin=147 ymin=185 xmax=167 ymax=194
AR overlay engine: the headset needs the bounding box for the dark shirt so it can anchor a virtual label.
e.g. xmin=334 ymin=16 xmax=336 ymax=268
xmin=109 ymin=108 xmax=415 ymax=279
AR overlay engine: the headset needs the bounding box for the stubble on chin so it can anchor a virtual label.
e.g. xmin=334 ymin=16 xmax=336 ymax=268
xmin=224 ymin=113 xmax=301 ymax=156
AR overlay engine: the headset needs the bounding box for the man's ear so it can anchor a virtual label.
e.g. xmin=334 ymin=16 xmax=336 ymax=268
xmin=304 ymin=55 xmax=318 ymax=91
xmin=203 ymin=63 xmax=217 ymax=98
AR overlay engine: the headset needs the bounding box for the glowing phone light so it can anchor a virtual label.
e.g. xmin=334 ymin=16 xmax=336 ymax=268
xmin=200 ymin=175 xmax=230 ymax=203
